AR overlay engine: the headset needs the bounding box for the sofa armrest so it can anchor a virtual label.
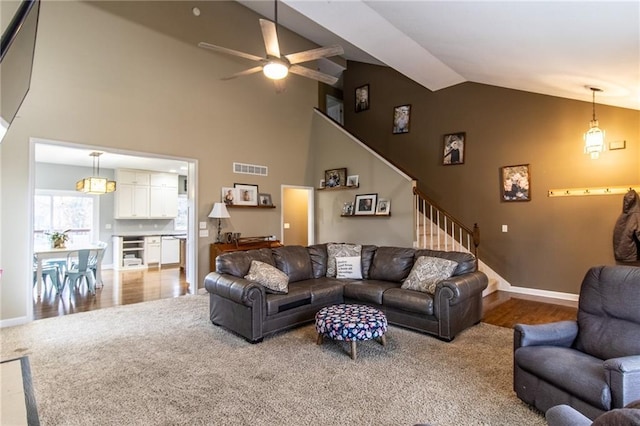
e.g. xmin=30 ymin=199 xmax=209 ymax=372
xmin=513 ymin=321 xmax=578 ymax=350
xmin=604 ymin=355 xmax=640 ymax=408
xmin=436 ymin=271 xmax=488 ymax=306
xmin=545 ymin=405 xmax=592 ymax=426
xmin=204 ymin=271 xmax=265 ymax=307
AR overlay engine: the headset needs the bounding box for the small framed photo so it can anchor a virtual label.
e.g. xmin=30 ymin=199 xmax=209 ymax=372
xmin=354 ymin=193 xmax=378 ymax=215
xmin=234 ymin=183 xmax=259 ymax=206
xmin=392 ymin=104 xmax=411 ymax=134
xmin=443 ymin=132 xmax=465 ymax=165
xmin=319 ymin=179 xmax=325 ymax=188
xmin=355 ymin=84 xmax=370 ymax=112
xmin=375 ymin=199 xmax=390 ymax=215
xmin=258 ymin=193 xmax=272 ymax=206
xmin=346 ymin=175 xmax=359 ymax=187
xmin=324 ymin=168 xmax=347 ymax=188
xmin=221 ymin=187 xmax=238 ymax=205
xmin=500 ymin=164 xmax=531 ymax=202
xmin=342 ymin=202 xmax=354 ymax=216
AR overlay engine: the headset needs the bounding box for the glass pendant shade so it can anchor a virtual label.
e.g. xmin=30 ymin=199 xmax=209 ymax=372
xmin=76 ymin=152 xmax=116 ymax=194
xmin=584 ymin=87 xmax=605 ymax=160
xmin=584 ymin=120 xmax=605 ymax=159
xmin=263 ymin=61 xmax=288 ymax=80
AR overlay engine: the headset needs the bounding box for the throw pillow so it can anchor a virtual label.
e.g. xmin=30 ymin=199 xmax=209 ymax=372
xmin=244 ymin=260 xmax=289 ymax=294
xmin=326 ymin=243 xmax=362 ymax=278
xmin=401 ymin=256 xmax=458 ymax=294
xmin=336 ymin=256 xmax=363 ymax=279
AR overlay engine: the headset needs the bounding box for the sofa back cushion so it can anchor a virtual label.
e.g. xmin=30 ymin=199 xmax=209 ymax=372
xmin=272 ymin=245 xmax=313 ymax=283
xmin=575 ymin=265 xmax=640 ymax=360
xmin=307 ymin=244 xmax=328 ymax=278
xmin=414 ymin=249 xmax=476 ymax=275
xmin=216 ymin=248 xmax=275 ymax=278
xmin=361 ymin=245 xmax=378 ymax=279
xmin=369 ymin=246 xmax=415 ymax=282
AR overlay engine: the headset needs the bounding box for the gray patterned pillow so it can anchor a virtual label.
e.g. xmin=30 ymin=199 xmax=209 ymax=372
xmin=326 ymin=243 xmax=362 ymax=277
xmin=244 ymin=260 xmax=289 ymax=294
xmin=401 ymin=256 xmax=458 ymax=294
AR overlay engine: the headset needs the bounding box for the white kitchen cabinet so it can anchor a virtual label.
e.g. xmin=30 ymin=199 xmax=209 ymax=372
xmin=161 ymin=236 xmax=181 ymax=265
xmin=114 ymin=170 xmax=150 ymax=218
xmin=149 ymin=173 xmax=178 ymax=218
xmin=144 ymin=236 xmax=161 ymax=265
xmin=112 ymin=236 xmax=146 ymax=270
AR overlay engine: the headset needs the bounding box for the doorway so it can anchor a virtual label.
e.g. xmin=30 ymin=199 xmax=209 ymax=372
xmin=29 ymin=139 xmax=198 ymax=319
xmin=281 ymin=186 xmax=314 ymax=246
xmin=326 ymin=95 xmax=343 ymax=125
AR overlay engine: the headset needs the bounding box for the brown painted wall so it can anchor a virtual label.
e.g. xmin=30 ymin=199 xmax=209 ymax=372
xmin=343 ymin=61 xmax=639 ymax=294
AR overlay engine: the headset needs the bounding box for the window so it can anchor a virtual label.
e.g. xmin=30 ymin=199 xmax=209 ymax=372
xmin=34 ymin=190 xmax=98 ymax=247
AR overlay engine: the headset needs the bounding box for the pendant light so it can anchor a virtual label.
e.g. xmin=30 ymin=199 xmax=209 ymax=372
xmin=262 ymin=0 xmax=288 ymax=80
xmin=76 ymin=151 xmax=116 ymax=194
xmin=584 ymin=87 xmax=605 ymax=159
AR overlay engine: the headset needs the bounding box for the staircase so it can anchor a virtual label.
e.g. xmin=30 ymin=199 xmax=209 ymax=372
xmin=413 ymin=185 xmax=504 ymax=295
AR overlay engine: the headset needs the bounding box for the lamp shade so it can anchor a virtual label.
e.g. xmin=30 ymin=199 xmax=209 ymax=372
xmin=208 ymin=202 xmax=230 ymax=219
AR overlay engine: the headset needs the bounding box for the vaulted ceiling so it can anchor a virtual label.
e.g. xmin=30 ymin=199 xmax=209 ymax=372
xmin=239 ymin=1 xmax=640 ymax=111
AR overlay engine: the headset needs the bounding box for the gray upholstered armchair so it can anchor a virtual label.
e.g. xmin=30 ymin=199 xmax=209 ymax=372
xmin=513 ymin=265 xmax=640 ymax=420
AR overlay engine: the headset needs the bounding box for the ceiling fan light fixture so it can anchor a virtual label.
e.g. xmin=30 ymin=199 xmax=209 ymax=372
xmin=583 ymin=87 xmax=605 ymax=160
xmin=263 ymin=61 xmax=288 ymax=80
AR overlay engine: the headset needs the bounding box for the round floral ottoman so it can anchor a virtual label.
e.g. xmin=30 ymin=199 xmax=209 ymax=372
xmin=314 ymin=303 xmax=388 ymax=360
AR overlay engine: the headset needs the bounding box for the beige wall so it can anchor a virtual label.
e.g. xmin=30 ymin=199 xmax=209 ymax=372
xmin=310 ymin=112 xmax=414 ymax=246
xmin=0 ymin=1 xmax=320 ymax=322
xmin=343 ymin=62 xmax=640 ymax=294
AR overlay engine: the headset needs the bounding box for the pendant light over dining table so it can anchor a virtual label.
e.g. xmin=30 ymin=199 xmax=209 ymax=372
xmin=76 ymin=151 xmax=116 ymax=194
xmin=584 ymin=87 xmax=605 ymax=159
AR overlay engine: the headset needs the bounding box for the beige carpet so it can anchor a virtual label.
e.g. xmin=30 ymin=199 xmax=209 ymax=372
xmin=1 ymin=294 xmax=545 ymax=425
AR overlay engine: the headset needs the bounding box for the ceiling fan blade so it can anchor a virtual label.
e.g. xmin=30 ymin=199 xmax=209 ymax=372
xmin=221 ymin=66 xmax=264 ymax=81
xmin=198 ymin=42 xmax=264 ymax=63
xmin=273 ymin=79 xmax=286 ymax=94
xmin=259 ymin=19 xmax=281 ymax=58
xmin=285 ymin=45 xmax=344 ymax=65
xmin=289 ymin=65 xmax=339 ymax=86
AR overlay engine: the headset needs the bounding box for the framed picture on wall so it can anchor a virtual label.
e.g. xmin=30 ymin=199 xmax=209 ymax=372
xmin=375 ymin=199 xmax=390 ymax=215
xmin=346 ymin=175 xmax=359 ymax=187
xmin=442 ymin=132 xmax=465 ymax=165
xmin=221 ymin=187 xmax=238 ymax=205
xmin=392 ymin=104 xmax=411 ymax=134
xmin=354 ymin=193 xmax=378 ymax=215
xmin=324 ymin=168 xmax=347 ymax=188
xmin=500 ymin=164 xmax=531 ymax=202
xmin=355 ymin=84 xmax=370 ymax=112
xmin=258 ymin=193 xmax=272 ymax=206
xmin=234 ymin=183 xmax=259 ymax=206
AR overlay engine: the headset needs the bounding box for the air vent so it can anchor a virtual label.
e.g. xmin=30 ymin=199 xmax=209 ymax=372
xmin=233 ymin=162 xmax=268 ymax=176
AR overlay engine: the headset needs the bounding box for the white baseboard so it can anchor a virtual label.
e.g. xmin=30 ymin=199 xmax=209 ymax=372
xmin=505 ymin=286 xmax=579 ymax=302
xmin=0 ymin=316 xmax=30 ymax=329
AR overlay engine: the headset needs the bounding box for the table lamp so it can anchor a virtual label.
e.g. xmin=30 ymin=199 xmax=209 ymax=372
xmin=208 ymin=202 xmax=231 ymax=243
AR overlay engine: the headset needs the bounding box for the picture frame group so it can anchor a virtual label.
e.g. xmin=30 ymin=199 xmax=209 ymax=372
xmin=222 ymin=183 xmax=272 ymax=206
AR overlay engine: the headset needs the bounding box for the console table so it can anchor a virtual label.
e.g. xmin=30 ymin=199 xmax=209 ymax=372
xmin=209 ymin=239 xmax=282 ymax=272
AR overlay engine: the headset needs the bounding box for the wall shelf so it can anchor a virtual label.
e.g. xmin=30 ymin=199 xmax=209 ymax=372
xmin=341 ymin=214 xmax=391 ymax=218
xmin=226 ymin=205 xmax=276 ymax=209
xmin=318 ymin=185 xmax=359 ymax=191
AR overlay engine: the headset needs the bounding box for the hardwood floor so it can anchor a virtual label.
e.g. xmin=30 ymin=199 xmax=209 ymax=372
xmin=34 ymin=267 xmax=578 ymax=328
xmin=33 ymin=266 xmax=190 ymax=320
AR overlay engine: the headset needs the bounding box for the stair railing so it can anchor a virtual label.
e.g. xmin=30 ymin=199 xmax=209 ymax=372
xmin=413 ymin=186 xmax=479 ymax=262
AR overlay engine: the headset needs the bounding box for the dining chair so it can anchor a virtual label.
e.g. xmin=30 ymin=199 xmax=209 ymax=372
xmin=64 ymin=249 xmax=96 ymax=297
xmin=88 ymin=242 xmax=107 ymax=288
xmin=33 ymin=257 xmax=61 ymax=294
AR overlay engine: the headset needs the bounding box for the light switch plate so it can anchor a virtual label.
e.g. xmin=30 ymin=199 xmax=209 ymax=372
xmin=502 ymin=225 xmax=508 ymax=232
xmin=199 ymin=229 xmax=209 ymax=238
xmin=199 ymin=221 xmax=207 ymax=230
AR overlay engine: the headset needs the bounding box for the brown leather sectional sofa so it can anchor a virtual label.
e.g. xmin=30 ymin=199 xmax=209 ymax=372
xmin=204 ymin=244 xmax=488 ymax=343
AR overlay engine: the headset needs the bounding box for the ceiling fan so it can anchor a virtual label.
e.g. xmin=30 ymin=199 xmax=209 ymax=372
xmin=198 ymin=1 xmax=344 ymax=92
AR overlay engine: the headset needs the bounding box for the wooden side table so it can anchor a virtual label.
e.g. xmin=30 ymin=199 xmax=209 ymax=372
xmin=209 ymin=240 xmax=282 ymax=272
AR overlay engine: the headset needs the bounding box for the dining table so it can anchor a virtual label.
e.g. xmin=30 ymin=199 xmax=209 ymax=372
xmin=33 ymin=244 xmax=105 ymax=296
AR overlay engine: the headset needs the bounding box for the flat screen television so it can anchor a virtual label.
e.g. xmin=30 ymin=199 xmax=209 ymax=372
xmin=0 ymin=0 xmax=40 ymax=142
